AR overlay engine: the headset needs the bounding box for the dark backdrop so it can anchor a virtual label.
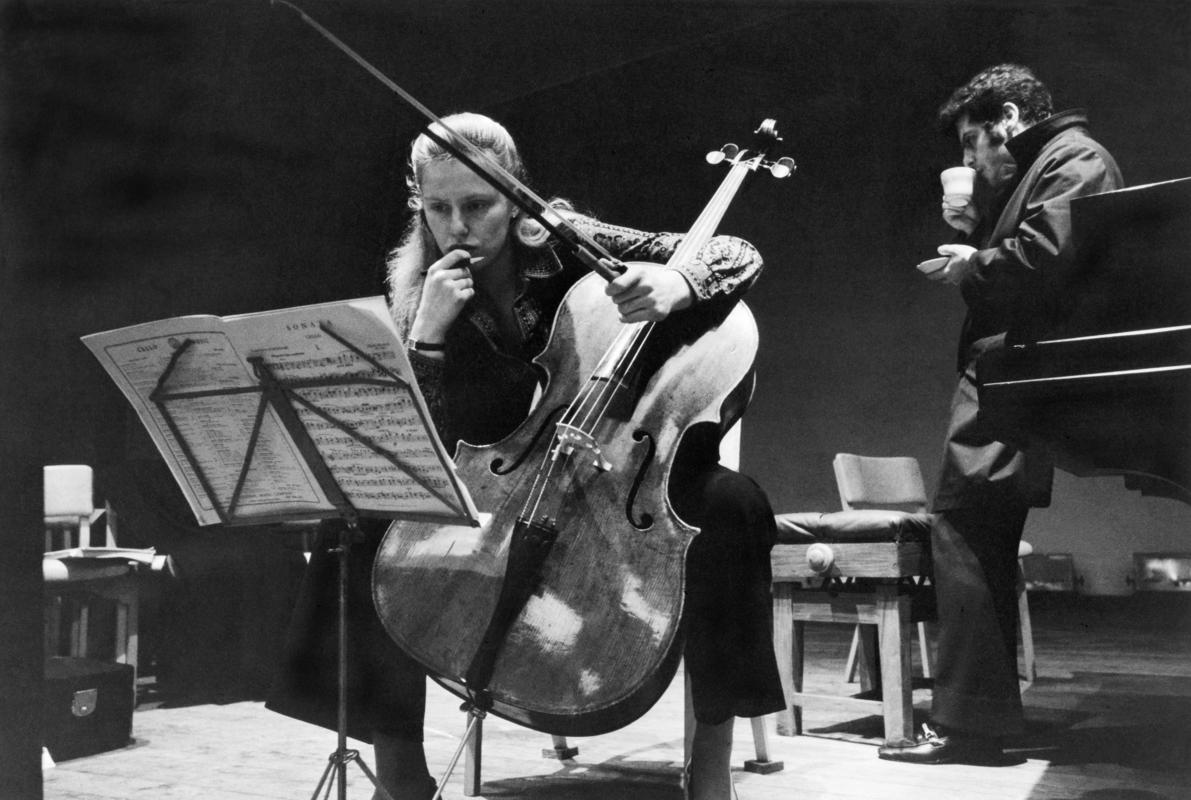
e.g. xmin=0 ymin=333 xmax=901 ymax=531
xmin=4 ymin=1 xmax=1189 ymax=794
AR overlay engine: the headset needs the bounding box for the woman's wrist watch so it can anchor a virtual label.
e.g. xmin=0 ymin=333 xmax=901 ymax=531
xmin=407 ymin=337 xmax=445 ymax=353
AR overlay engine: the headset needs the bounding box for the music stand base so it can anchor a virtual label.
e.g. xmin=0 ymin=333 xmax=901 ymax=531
xmin=309 ymin=748 xmax=393 ymax=800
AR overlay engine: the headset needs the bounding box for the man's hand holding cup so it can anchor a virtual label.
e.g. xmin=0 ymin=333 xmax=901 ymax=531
xmin=940 ymin=166 xmax=978 ymax=234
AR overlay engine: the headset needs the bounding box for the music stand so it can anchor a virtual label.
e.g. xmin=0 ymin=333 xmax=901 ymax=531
xmin=146 ymin=321 xmax=476 ymax=800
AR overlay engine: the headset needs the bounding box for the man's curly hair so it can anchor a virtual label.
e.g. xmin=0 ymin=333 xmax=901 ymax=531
xmin=937 ymin=64 xmax=1054 ymax=134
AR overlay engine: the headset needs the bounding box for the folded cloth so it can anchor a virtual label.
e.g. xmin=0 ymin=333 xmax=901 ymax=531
xmin=774 ymin=509 xmax=933 ymax=544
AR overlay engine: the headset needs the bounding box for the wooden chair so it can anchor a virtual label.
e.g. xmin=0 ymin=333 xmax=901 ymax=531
xmin=770 ymin=453 xmax=1037 ymax=746
xmin=42 ymin=465 xmax=145 ymax=678
xmin=841 ymin=518 xmax=1035 ymax=689
xmin=770 ymin=454 xmax=935 ymax=746
xmin=833 ymin=455 xmax=934 ymax=687
xmin=461 ymin=423 xmax=783 ymax=796
xmin=44 ymin=465 xmax=114 ymax=552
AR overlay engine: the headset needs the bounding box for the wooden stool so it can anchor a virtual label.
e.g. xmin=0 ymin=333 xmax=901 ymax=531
xmin=770 ymin=508 xmax=933 ymax=746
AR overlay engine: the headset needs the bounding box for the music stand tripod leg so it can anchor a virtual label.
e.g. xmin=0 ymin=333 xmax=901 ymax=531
xmin=307 ymin=520 xmax=395 ymax=800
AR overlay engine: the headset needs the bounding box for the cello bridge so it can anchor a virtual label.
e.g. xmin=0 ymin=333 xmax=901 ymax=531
xmin=552 ymin=423 xmax=613 ymax=472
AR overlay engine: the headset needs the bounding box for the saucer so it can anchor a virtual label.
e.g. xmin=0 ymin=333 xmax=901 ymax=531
xmin=916 ymin=256 xmax=949 ymax=274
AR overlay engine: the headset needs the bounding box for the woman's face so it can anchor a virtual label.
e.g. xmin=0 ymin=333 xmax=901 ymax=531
xmin=419 ymin=157 xmax=517 ymax=268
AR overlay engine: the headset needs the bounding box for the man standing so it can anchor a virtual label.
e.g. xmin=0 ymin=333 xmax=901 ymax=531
xmin=879 ymin=64 xmax=1123 ymax=764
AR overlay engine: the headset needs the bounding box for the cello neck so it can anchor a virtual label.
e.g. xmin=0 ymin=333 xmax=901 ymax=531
xmin=667 ymin=120 xmax=789 ymax=270
xmin=593 ymin=126 xmax=787 ymax=379
xmin=667 ymin=158 xmax=753 ymax=271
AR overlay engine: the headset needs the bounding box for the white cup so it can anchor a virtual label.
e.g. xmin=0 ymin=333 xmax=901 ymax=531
xmin=940 ymin=166 xmax=975 ymax=207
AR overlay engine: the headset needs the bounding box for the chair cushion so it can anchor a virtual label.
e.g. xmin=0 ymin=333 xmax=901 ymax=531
xmin=774 ymin=509 xmax=934 ymax=544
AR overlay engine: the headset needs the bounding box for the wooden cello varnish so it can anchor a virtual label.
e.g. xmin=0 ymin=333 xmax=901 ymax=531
xmin=373 ymin=275 xmax=758 ymax=735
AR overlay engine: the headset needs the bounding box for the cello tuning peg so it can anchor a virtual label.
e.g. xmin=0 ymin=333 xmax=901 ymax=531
xmin=706 ymin=143 xmax=740 ymax=165
xmin=768 ymin=157 xmax=797 ymax=179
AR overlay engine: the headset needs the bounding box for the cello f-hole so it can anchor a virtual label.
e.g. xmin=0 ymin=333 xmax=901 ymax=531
xmin=625 ymin=429 xmax=656 ymax=530
xmin=491 ymin=405 xmax=568 ymax=475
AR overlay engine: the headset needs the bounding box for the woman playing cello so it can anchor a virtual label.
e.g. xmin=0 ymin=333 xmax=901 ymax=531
xmin=269 ymin=112 xmax=784 ymax=800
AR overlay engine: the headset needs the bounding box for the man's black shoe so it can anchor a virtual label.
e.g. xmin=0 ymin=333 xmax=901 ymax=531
xmin=877 ymin=723 xmax=1004 ymax=765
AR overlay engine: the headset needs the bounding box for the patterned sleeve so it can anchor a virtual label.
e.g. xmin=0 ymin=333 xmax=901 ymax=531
xmin=408 ymin=349 xmax=447 ymax=436
xmin=569 ymin=215 xmax=764 ymax=302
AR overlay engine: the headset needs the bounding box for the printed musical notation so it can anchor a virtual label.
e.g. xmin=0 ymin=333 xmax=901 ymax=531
xmin=83 ymin=296 xmax=478 ymax=527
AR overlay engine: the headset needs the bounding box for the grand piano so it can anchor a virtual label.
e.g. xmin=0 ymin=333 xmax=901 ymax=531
xmin=977 ymin=177 xmax=1191 ymax=504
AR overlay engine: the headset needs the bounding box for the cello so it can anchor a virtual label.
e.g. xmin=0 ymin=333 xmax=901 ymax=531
xmin=275 ymin=0 xmax=795 ymax=738
xmin=373 ymin=127 xmax=793 ymax=736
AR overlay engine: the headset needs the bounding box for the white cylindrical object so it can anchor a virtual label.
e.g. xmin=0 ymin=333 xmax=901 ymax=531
xmin=940 ymin=166 xmax=976 ymax=204
xmin=44 ymin=465 xmax=93 ymax=517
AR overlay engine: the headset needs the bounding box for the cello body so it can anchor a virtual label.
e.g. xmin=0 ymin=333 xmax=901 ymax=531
xmin=373 ymin=269 xmax=758 ymax=736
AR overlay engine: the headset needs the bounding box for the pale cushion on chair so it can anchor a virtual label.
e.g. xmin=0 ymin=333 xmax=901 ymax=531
xmin=775 ymin=509 xmax=933 ymax=544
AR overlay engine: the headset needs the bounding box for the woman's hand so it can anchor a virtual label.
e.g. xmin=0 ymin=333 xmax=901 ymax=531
xmin=605 ymin=264 xmax=694 ymax=323
xmin=409 ymin=250 xmax=475 ymax=347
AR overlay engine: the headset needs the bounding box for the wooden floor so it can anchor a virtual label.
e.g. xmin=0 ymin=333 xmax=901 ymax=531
xmin=43 ymin=594 xmax=1191 ymax=800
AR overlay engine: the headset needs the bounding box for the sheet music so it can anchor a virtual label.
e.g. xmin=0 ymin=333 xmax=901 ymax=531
xmin=84 ymin=296 xmax=478 ymax=527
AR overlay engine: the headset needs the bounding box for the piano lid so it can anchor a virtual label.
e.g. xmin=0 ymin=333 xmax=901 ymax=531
xmin=978 ymin=178 xmax=1191 ymax=504
xmin=1055 ymin=177 xmax=1191 ymax=341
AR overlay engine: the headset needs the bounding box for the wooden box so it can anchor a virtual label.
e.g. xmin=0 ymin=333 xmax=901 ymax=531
xmin=44 ymin=656 xmax=134 ymax=761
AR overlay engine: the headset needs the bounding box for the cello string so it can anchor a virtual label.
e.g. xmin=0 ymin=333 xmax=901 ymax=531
xmin=496 ymin=144 xmax=766 ymax=526
xmin=570 ymin=322 xmax=648 ymax=430
xmin=520 ymin=150 xmax=761 ymax=529
xmin=518 ymin=321 xmax=652 ymax=526
xmin=569 ymin=158 xmax=752 ymax=435
xmin=517 ymin=352 xmax=625 ymax=524
xmin=574 ymin=324 xmax=653 ymax=433
xmin=513 ymin=323 xmax=637 ymax=525
xmin=561 ymin=159 xmax=743 ymax=434
xmin=518 ymin=448 xmax=559 ymax=524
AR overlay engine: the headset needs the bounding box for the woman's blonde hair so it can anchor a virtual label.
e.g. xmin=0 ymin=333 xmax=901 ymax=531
xmin=406 ymin=112 xmax=554 ymax=248
xmin=387 ymin=112 xmax=570 ymax=334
